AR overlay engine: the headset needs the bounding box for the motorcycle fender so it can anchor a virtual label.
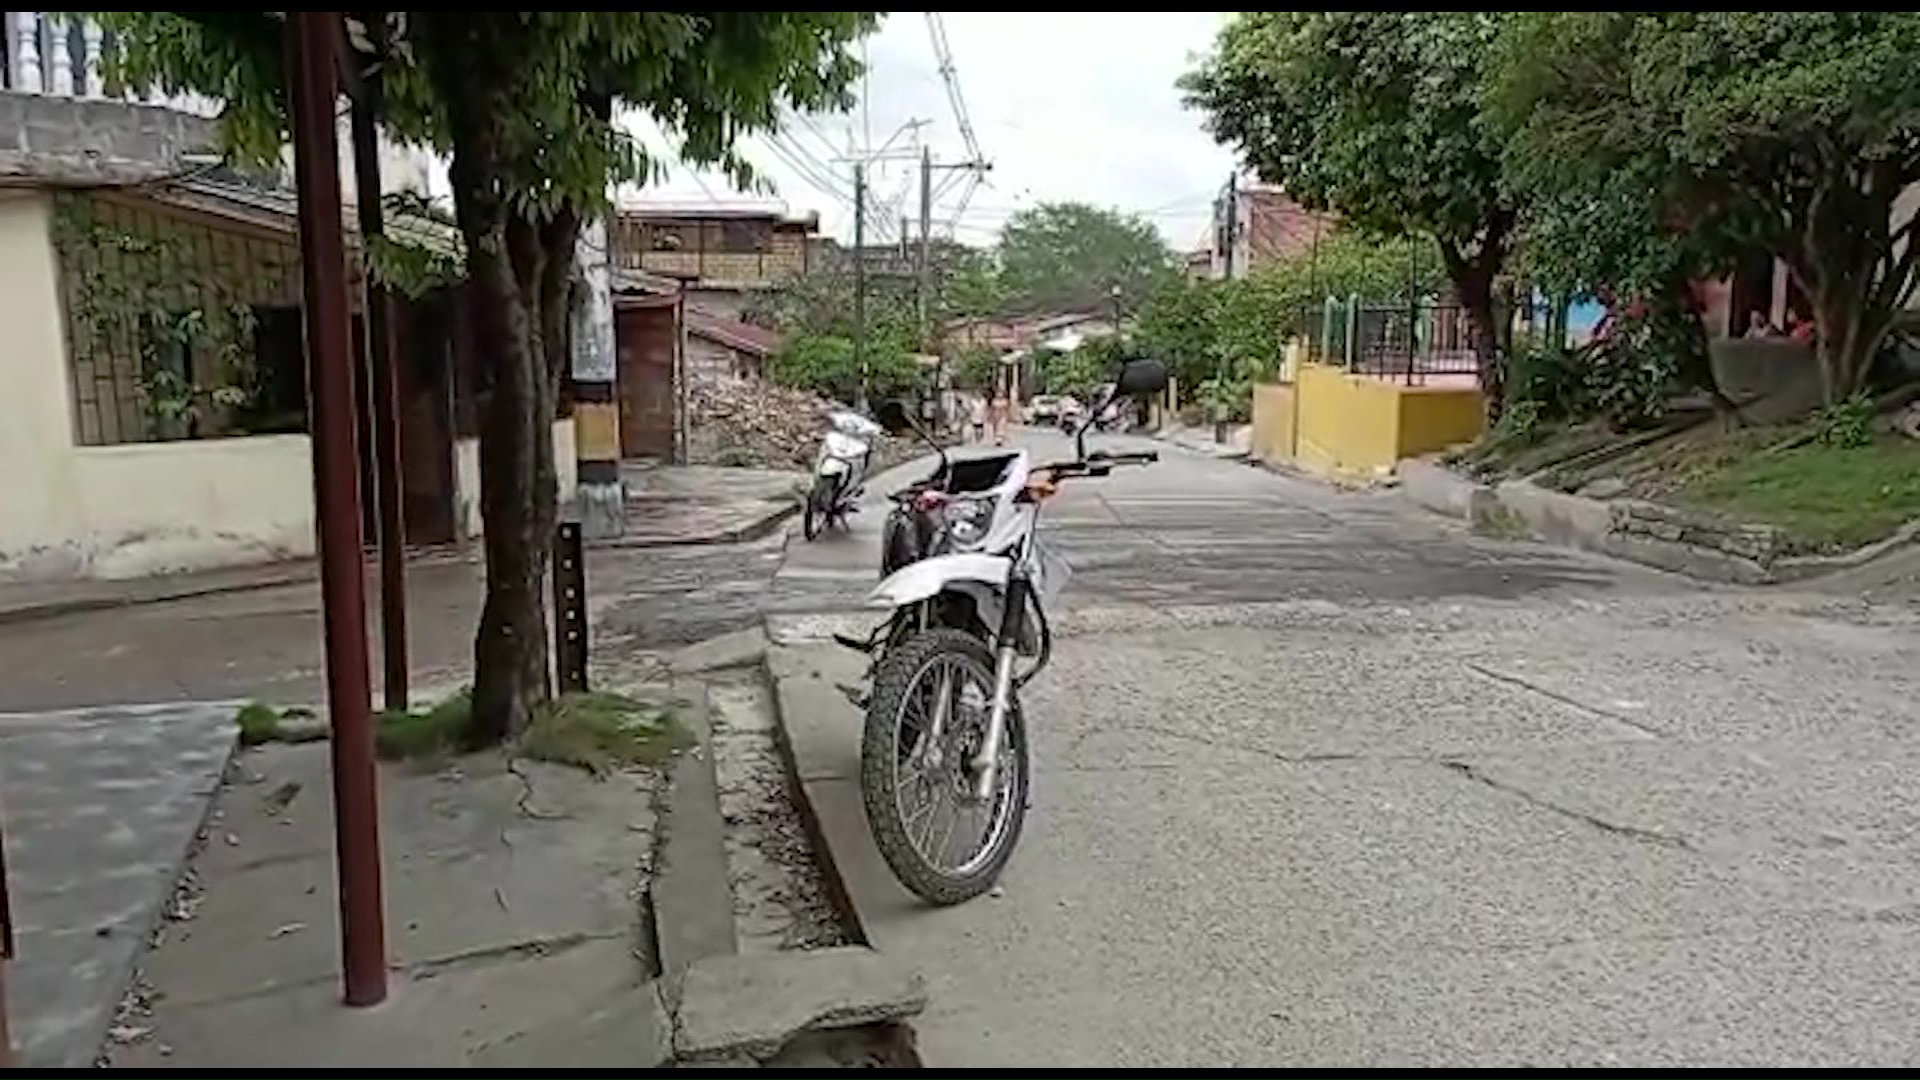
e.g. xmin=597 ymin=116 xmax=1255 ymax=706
xmin=867 ymin=553 xmax=1007 ymax=610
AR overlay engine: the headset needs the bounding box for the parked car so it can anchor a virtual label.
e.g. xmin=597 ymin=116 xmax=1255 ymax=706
xmin=1026 ymin=395 xmax=1063 ymax=423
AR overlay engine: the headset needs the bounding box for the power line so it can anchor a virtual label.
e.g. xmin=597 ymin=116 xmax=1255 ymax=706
xmin=924 ymin=13 xmax=984 ymax=166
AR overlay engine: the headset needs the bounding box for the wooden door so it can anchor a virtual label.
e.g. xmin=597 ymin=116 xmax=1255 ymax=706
xmin=616 ymin=298 xmax=679 ymax=459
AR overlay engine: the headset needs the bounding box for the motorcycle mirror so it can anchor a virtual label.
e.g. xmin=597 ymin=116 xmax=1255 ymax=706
xmin=1113 ymin=358 xmax=1170 ymax=398
xmin=874 ymin=399 xmax=914 ymax=435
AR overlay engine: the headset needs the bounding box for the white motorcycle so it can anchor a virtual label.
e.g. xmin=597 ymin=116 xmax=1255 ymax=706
xmin=844 ymin=359 xmax=1169 ymax=905
xmin=805 ymin=408 xmax=886 ymax=541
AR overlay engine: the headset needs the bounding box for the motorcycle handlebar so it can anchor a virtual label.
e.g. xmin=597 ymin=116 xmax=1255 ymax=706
xmin=1042 ymin=450 xmax=1158 ymax=478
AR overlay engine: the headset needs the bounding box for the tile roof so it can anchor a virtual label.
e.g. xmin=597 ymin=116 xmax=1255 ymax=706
xmin=685 ymin=307 xmax=783 ymax=358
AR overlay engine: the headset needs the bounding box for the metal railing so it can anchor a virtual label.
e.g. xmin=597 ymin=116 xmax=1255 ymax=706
xmin=1306 ymin=295 xmax=1481 ymax=386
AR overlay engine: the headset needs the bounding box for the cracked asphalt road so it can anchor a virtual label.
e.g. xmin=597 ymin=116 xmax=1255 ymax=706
xmin=775 ymin=428 xmax=1920 ymax=1068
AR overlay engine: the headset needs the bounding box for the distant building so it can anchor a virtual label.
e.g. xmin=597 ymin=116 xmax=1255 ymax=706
xmin=610 ymin=203 xmax=819 ymax=320
xmin=1204 ymin=179 xmax=1338 ymax=281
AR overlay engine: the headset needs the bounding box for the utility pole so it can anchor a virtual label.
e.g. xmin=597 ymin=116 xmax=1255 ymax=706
xmin=286 ymin=8 xmax=387 ymax=1009
xmin=852 ymin=161 xmax=868 ymax=408
xmin=915 ymin=144 xmax=933 ymax=350
xmin=1215 ymin=173 xmax=1238 ymax=442
xmin=346 ymin=22 xmax=409 ymax=713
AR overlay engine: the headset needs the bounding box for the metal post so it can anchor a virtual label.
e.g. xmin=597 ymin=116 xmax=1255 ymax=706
xmin=1215 ymin=174 xmax=1237 ymax=441
xmin=1406 ymin=238 xmax=1419 ymax=386
xmin=287 ymin=9 xmax=387 ymax=1009
xmin=1 ymin=802 xmax=15 ymax=1068
xmin=551 ymin=522 xmax=588 ymax=694
xmin=348 ymin=29 xmax=410 ymax=712
xmin=852 ymin=162 xmax=868 ymax=408
xmin=915 ymin=146 xmax=932 ymax=351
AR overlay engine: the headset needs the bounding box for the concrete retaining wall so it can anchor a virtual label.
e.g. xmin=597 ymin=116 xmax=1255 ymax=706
xmin=1396 ymin=456 xmax=1920 ymax=586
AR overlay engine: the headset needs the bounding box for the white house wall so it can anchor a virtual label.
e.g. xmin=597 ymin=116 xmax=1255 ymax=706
xmin=451 ymin=424 xmax=579 ymax=543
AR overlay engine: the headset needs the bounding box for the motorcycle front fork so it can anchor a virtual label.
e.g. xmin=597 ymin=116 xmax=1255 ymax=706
xmin=969 ymin=573 xmax=1030 ymax=803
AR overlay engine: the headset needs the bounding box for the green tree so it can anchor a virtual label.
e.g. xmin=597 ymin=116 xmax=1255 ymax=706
xmin=769 ymin=333 xmax=918 ymax=404
xmin=1135 ymin=229 xmax=1446 ymax=399
xmin=1133 ymin=277 xmax=1221 ymax=396
xmin=1040 ymin=337 xmax=1123 ymax=400
xmin=107 ymin=12 xmax=876 ymax=740
xmin=1183 ymin=12 xmax=1519 ymax=406
xmin=952 ymin=344 xmax=999 ymax=391
xmin=995 ymin=201 xmax=1174 ymax=315
xmin=1490 ymin=12 xmax=1920 ymax=404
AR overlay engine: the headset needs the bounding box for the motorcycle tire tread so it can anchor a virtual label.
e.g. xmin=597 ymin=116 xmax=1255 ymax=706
xmin=860 ymin=627 xmax=1030 ymax=907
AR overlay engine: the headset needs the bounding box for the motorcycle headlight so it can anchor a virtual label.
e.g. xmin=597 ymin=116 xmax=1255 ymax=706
xmin=939 ymin=497 xmax=995 ymax=550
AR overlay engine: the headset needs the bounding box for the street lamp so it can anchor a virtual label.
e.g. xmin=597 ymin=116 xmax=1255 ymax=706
xmin=1108 ymin=284 xmax=1123 ymax=328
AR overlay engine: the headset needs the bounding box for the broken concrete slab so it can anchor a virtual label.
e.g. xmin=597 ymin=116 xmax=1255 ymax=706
xmin=113 ymin=938 xmax=658 ymax=1068
xmin=468 ymin=976 xmax=673 ymax=1068
xmin=667 ymin=626 xmax=770 ymax=675
xmin=673 ymin=946 xmax=927 ymax=1063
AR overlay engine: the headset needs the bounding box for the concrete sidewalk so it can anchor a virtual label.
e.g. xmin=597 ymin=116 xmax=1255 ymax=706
xmin=103 ymin=737 xmax=673 ymax=1069
xmin=0 ymin=464 xmax=803 ymax=626
xmin=0 ymin=701 xmax=237 ymax=1068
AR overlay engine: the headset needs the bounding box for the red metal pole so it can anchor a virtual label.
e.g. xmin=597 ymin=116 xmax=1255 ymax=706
xmin=286 ymin=9 xmax=388 ymax=1008
xmin=347 ymin=36 xmax=411 ymax=713
xmin=1 ymin=810 xmax=13 ymax=1068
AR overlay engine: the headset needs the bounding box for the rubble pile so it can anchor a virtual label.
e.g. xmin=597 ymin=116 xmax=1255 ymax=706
xmin=685 ymin=376 xmax=921 ymax=471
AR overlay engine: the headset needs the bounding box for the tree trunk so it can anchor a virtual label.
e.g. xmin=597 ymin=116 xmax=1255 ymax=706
xmin=1454 ymin=266 xmax=1505 ymax=417
xmin=1436 ymin=216 xmax=1514 ymax=422
xmin=1809 ymin=279 xmax=1892 ymax=405
xmin=441 ymin=76 xmax=552 ymax=744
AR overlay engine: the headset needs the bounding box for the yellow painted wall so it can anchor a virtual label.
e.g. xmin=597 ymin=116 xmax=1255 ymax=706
xmin=0 ymin=192 xmax=317 ymax=580
xmin=1250 ymin=383 xmax=1297 ymax=464
xmin=1286 ymin=362 xmax=1484 ymax=480
xmin=1396 ymin=383 xmax=1485 ymax=460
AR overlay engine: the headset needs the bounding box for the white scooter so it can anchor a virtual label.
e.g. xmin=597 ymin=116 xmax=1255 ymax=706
xmin=804 ymin=408 xmax=886 ymax=541
xmin=843 ymin=358 xmax=1169 ymax=905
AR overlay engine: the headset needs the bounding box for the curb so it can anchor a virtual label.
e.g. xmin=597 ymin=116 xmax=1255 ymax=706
xmin=757 ymin=647 xmax=875 ymax=953
xmin=1145 ymin=426 xmax=1252 ymax=462
xmin=588 ymin=501 xmax=801 ymax=552
xmin=1394 ymin=456 xmax=1920 ymax=588
xmin=82 ymin=710 xmax=245 ymax=1069
xmin=0 ymin=570 xmax=316 ymax=628
xmin=0 ymin=505 xmax=802 ymax=628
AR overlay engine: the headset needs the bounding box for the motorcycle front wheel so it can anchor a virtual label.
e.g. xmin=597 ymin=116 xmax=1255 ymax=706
xmin=861 ymin=627 xmax=1030 ymax=906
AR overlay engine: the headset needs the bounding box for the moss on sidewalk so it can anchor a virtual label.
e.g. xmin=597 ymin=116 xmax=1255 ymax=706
xmin=234 ymin=688 xmax=689 ymax=775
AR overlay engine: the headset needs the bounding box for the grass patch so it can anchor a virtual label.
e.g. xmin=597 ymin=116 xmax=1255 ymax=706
xmin=241 ymin=688 xmax=690 ymax=776
xmin=1672 ymin=435 xmax=1920 ymax=553
xmin=235 ymin=701 xmax=286 ymax=746
xmin=235 ymin=702 xmax=321 ymax=746
xmin=376 ymin=689 xmax=475 ymax=762
xmin=517 ymin=691 xmax=690 ymax=776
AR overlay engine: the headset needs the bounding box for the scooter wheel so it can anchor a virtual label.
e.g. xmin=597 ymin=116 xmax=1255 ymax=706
xmin=803 ymin=475 xmax=833 ymax=540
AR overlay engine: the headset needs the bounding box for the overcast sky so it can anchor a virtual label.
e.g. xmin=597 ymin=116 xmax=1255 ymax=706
xmin=616 ymin=12 xmax=1238 ymax=253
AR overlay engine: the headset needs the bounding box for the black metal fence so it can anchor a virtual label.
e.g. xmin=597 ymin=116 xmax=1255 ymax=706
xmin=1303 ymin=297 xmax=1481 ymax=385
